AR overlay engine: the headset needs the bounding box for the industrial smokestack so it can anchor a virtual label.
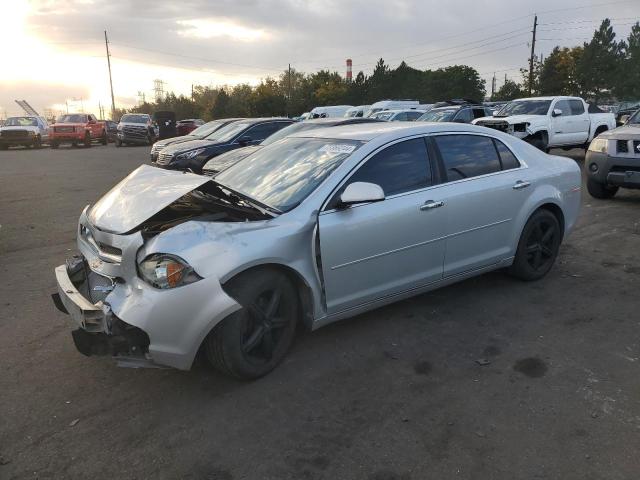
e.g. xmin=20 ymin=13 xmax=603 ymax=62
xmin=346 ymin=59 xmax=353 ymax=82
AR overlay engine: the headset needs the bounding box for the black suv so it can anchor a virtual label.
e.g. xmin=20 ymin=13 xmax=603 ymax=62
xmin=418 ymin=100 xmax=492 ymax=123
xmin=155 ymin=118 xmax=294 ymax=172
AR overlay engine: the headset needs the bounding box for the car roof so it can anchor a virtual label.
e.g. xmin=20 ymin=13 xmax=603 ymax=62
xmin=291 ymin=121 xmax=494 ymax=142
xmin=512 ymin=96 xmax=578 ymax=101
xmin=234 ymin=117 xmax=291 ymax=125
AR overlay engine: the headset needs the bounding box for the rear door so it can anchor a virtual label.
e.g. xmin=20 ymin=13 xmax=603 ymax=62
xmin=430 ymin=134 xmax=531 ymax=276
xmin=318 ymin=137 xmax=446 ymax=313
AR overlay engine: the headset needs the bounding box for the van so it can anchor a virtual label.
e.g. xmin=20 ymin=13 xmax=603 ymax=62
xmin=343 ymin=105 xmax=370 ymax=118
xmin=364 ymin=100 xmax=421 ymax=117
xmin=309 ymin=105 xmax=353 ymax=118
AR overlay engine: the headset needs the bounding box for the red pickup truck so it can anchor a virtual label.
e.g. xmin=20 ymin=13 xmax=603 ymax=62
xmin=50 ymin=113 xmax=107 ymax=148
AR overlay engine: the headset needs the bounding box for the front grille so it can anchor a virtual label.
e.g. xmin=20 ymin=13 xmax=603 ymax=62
xmin=54 ymin=126 xmax=75 ymax=133
xmin=151 ymin=142 xmax=167 ymax=153
xmin=617 ymin=140 xmax=629 ymax=154
xmin=80 ymin=225 xmax=122 ymax=263
xmin=1 ymin=130 xmax=29 ymax=138
xmin=477 ymin=120 xmax=509 ymax=132
xmin=122 ymin=125 xmax=148 ymax=139
xmin=156 ymin=151 xmax=173 ymax=165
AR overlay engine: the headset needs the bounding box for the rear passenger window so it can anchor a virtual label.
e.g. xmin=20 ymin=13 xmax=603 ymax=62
xmin=435 ymin=135 xmax=501 ymax=181
xmin=455 ymin=109 xmax=473 ymax=123
xmin=347 ymin=138 xmax=432 ymax=196
xmin=493 ymin=139 xmax=520 ymax=170
xmin=569 ymin=100 xmax=585 ymax=115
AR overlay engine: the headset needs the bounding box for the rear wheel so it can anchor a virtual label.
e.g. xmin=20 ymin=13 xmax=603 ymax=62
xmin=100 ymin=131 xmax=107 ymax=145
xmin=0 ymin=144 xmax=8 ymax=150
xmin=33 ymin=135 xmax=42 ymax=149
xmin=205 ymin=269 xmax=298 ymax=379
xmin=84 ymin=132 xmax=91 ymax=148
xmin=509 ymin=209 xmax=562 ymax=281
xmin=587 ymin=177 xmax=618 ymax=199
xmin=50 ymin=141 xmax=58 ymax=149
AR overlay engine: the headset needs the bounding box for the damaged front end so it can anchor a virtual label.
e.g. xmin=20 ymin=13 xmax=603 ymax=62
xmin=53 ymin=165 xmax=264 ymax=369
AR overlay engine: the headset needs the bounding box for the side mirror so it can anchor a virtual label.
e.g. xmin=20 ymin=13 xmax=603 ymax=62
xmin=339 ymin=182 xmax=385 ymax=207
xmin=619 ymin=115 xmax=630 ymax=125
xmin=551 ymin=108 xmax=563 ymax=117
xmin=238 ymin=135 xmax=252 ymax=146
xmin=88 ymin=119 xmax=96 ymax=124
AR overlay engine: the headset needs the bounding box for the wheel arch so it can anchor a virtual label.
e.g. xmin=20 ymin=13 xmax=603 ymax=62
xmin=221 ymin=262 xmax=316 ymax=330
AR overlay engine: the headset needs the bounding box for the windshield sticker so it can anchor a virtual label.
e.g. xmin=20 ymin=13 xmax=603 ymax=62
xmin=319 ymin=144 xmax=356 ymax=155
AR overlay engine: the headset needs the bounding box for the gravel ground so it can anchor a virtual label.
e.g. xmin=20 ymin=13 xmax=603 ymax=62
xmin=1 ymin=143 xmax=639 ymax=480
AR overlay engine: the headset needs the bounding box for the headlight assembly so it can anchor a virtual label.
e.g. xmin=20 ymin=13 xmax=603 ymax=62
xmin=588 ymin=138 xmax=608 ymax=154
xmin=138 ymin=254 xmax=202 ymax=289
xmin=175 ymin=148 xmax=205 ymax=161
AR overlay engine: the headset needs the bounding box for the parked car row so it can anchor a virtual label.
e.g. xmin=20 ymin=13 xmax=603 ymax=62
xmin=54 ymin=117 xmax=582 ymax=380
xmin=0 ymin=113 xmax=206 ymax=150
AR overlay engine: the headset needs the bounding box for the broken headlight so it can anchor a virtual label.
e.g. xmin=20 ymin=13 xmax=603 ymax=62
xmin=138 ymin=254 xmax=202 ymax=289
xmin=175 ymin=148 xmax=205 ymax=161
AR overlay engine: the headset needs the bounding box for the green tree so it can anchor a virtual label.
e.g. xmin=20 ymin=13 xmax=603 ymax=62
xmin=577 ymin=18 xmax=625 ymax=103
xmin=614 ymin=22 xmax=640 ymax=99
xmin=211 ymin=89 xmax=232 ymax=118
xmin=493 ymin=79 xmax=524 ymax=101
xmin=539 ymin=47 xmax=582 ymax=96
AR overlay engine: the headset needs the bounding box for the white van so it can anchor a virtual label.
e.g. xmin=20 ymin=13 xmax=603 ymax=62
xmin=309 ymin=105 xmax=353 ymax=119
xmin=364 ymin=100 xmax=421 ymax=117
xmin=343 ymin=105 xmax=370 ymax=118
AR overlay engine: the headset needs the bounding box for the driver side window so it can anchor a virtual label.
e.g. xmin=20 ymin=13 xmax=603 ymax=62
xmin=328 ymin=137 xmax=432 ymax=209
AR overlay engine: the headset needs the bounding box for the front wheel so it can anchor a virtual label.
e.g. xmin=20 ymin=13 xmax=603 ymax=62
xmin=587 ymin=178 xmax=618 ymax=199
xmin=33 ymin=135 xmax=42 ymax=149
xmin=101 ymin=131 xmax=107 ymax=145
xmin=50 ymin=141 xmax=58 ymax=149
xmin=83 ymin=132 xmax=91 ymax=148
xmin=205 ymin=269 xmax=298 ymax=379
xmin=509 ymin=209 xmax=562 ymax=281
xmin=115 ymin=138 xmax=122 ymax=147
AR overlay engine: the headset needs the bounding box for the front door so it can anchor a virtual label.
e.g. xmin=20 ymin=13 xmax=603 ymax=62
xmin=318 ymin=137 xmax=446 ymax=314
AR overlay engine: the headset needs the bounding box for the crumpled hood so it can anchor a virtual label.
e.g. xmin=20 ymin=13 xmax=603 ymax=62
xmin=162 ymin=138 xmax=223 ymax=155
xmin=88 ymin=165 xmax=211 ymax=234
xmin=599 ymin=124 xmax=640 ymax=140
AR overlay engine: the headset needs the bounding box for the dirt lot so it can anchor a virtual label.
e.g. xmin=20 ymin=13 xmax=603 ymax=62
xmin=1 ymin=143 xmax=639 ymax=480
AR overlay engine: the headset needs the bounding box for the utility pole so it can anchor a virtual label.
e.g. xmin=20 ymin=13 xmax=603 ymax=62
xmin=104 ymin=30 xmax=116 ymax=120
xmin=287 ymin=63 xmax=292 ymax=118
xmin=528 ymin=15 xmax=537 ymax=96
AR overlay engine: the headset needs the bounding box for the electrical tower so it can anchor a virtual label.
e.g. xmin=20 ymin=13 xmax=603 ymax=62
xmin=153 ymin=79 xmax=165 ymax=102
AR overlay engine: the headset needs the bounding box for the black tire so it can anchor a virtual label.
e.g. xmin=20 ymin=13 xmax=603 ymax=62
xmin=0 ymin=144 xmax=8 ymax=150
xmin=205 ymin=269 xmax=298 ymax=379
xmin=84 ymin=132 xmax=91 ymax=148
xmin=33 ymin=135 xmax=42 ymax=149
xmin=587 ymin=177 xmax=618 ymax=199
xmin=509 ymin=209 xmax=562 ymax=281
xmin=50 ymin=141 xmax=58 ymax=149
xmin=101 ymin=131 xmax=107 ymax=145
xmin=115 ymin=138 xmax=122 ymax=147
xmin=527 ymin=132 xmax=549 ymax=152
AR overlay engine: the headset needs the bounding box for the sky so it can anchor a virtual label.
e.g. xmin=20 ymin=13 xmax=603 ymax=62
xmin=0 ymin=0 xmax=638 ymax=118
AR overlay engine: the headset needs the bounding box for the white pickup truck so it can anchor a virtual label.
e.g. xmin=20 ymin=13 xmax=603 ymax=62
xmin=473 ymin=96 xmax=616 ymax=151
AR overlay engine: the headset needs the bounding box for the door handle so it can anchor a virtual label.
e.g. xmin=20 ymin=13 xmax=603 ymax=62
xmin=512 ymin=180 xmax=531 ymax=190
xmin=419 ymin=200 xmax=444 ymax=211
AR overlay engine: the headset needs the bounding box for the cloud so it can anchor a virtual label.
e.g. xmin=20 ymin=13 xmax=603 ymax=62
xmin=176 ymin=18 xmax=269 ymax=41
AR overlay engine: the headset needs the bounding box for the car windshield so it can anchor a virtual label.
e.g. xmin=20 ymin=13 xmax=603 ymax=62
xmin=496 ymin=100 xmax=552 ymax=117
xmin=120 ymin=114 xmax=149 ymax=123
xmin=206 ymin=121 xmax=251 ymax=143
xmin=215 ymin=137 xmax=362 ymax=212
xmin=4 ymin=117 xmax=38 ymax=127
xmin=190 ymin=120 xmax=225 ymax=137
xmin=374 ymin=112 xmax=394 ymax=121
xmin=57 ymin=114 xmax=87 ymax=123
xmin=418 ymin=108 xmax=456 ymax=122
xmin=261 ymin=121 xmax=330 ymax=146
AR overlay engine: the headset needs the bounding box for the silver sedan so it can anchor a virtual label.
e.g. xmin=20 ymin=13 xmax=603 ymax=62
xmin=53 ymin=122 xmax=581 ymax=379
